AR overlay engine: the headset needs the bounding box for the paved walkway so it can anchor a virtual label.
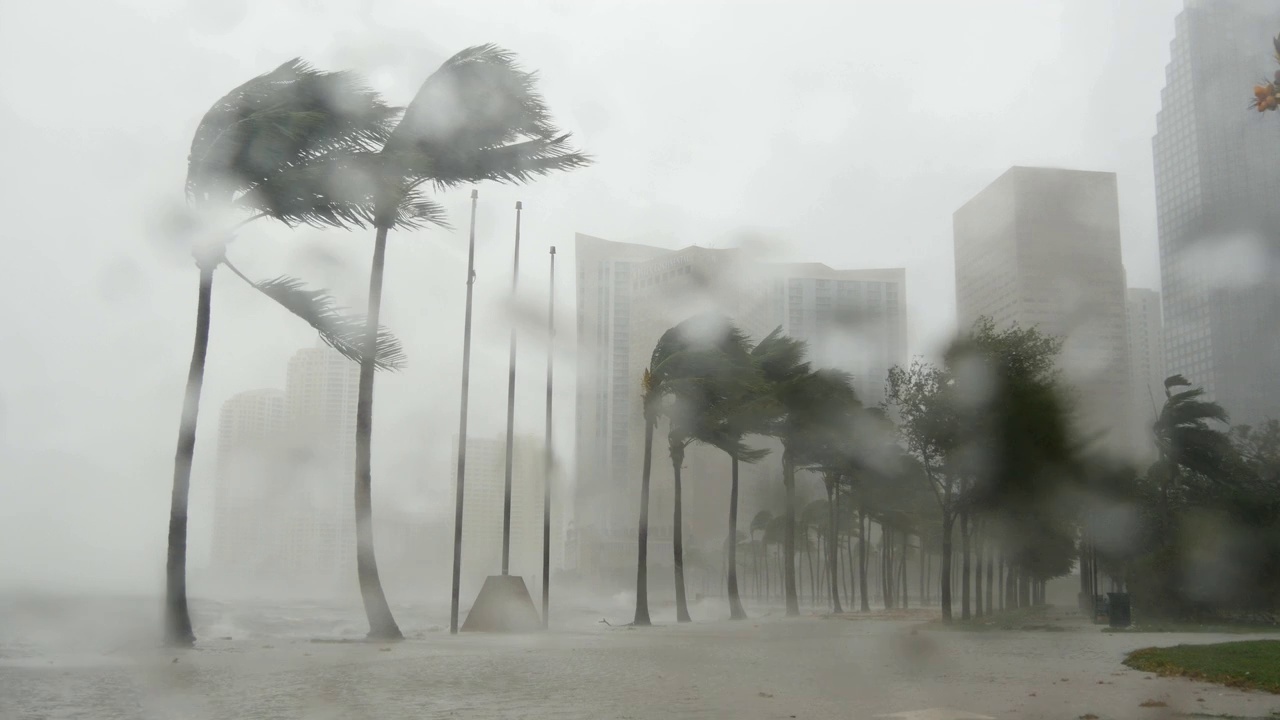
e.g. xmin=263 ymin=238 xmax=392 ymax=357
xmin=3 ymin=604 xmax=1279 ymax=719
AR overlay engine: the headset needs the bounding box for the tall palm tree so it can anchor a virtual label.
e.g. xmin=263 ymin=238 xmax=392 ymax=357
xmin=349 ymin=45 xmax=589 ymax=639
xmin=749 ymin=328 xmax=810 ymax=616
xmin=750 ymin=509 xmax=773 ymax=602
xmin=638 ymin=314 xmax=753 ymax=625
xmin=170 ymin=59 xmax=407 ymax=647
xmin=763 ymin=352 xmax=856 ymax=616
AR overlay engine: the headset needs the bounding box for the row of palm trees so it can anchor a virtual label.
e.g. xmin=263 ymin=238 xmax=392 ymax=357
xmin=167 ymin=46 xmax=588 ymax=646
xmin=627 ymin=313 xmax=1101 ymax=626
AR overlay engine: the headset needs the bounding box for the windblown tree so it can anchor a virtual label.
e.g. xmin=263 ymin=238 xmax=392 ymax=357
xmin=943 ymin=317 xmax=1075 ymax=617
xmin=634 ymin=314 xmax=754 ymax=625
xmin=350 ymin=45 xmax=590 ymax=639
xmin=885 ymin=358 xmax=962 ymax=621
xmin=748 ymin=328 xmax=811 ymax=616
xmin=764 ymin=356 xmax=858 ymax=614
xmin=169 ymin=60 xmax=408 ymax=647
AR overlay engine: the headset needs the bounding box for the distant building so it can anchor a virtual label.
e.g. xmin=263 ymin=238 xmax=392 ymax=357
xmin=571 ymin=233 xmax=907 ymax=583
xmin=1126 ymin=288 xmax=1166 ymax=460
xmin=210 ymin=343 xmax=361 ymax=596
xmin=452 ymin=433 xmax=560 ymax=592
xmin=1153 ymin=0 xmax=1280 ymax=425
xmin=211 ymin=388 xmax=286 ymax=581
xmin=954 ymin=167 xmax=1131 ymax=454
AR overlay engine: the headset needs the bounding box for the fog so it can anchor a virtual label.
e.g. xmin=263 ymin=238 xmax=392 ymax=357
xmin=0 ymin=0 xmax=1183 ymax=596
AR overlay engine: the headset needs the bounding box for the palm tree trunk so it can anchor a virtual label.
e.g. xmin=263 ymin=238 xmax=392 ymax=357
xmin=727 ymin=457 xmax=746 ymax=620
xmin=782 ymin=453 xmax=800 ymax=616
xmin=858 ymin=509 xmax=870 ymax=611
xmin=940 ymin=513 xmax=954 ymax=623
xmin=845 ymin=532 xmax=855 ymax=607
xmin=974 ymin=529 xmax=984 ymax=618
xmin=165 ymin=263 xmax=217 ymax=648
xmin=355 ymin=227 xmax=402 ymax=641
xmin=901 ymin=531 xmax=909 ymax=609
xmin=634 ymin=419 xmax=655 ymax=626
xmin=960 ymin=510 xmax=971 ymax=621
xmin=805 ymin=528 xmax=816 ymax=608
xmin=985 ymin=545 xmax=994 ymax=615
xmin=825 ymin=480 xmax=843 ymax=613
xmin=670 ymin=439 xmax=690 ymax=623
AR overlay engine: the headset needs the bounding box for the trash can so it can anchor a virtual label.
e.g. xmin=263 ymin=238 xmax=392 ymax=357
xmin=1107 ymin=593 xmax=1131 ymax=628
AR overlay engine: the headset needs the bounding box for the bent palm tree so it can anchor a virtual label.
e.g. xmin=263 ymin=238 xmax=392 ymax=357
xmin=170 ymin=59 xmax=407 ymax=647
xmin=637 ymin=314 xmax=754 ymax=625
xmin=354 ymin=45 xmax=589 ymax=638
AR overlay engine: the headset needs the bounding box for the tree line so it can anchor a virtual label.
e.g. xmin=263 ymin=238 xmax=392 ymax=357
xmin=630 ymin=314 xmax=1280 ymax=625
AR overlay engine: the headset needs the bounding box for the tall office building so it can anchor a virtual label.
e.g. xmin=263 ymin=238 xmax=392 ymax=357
xmin=210 ymin=343 xmax=361 ymax=594
xmin=452 ymin=434 xmax=559 ymax=590
xmin=954 ymin=167 xmax=1131 ymax=453
xmin=572 ymin=233 xmax=907 ymax=581
xmin=1127 ymin=288 xmax=1167 ymax=460
xmin=1153 ymin=0 xmax=1280 ymax=425
xmin=211 ymin=388 xmax=286 ymax=579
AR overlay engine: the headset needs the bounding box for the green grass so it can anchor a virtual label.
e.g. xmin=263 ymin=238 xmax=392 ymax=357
xmin=1124 ymin=640 xmax=1280 ymax=694
xmin=1105 ymin=623 xmax=1280 ymax=634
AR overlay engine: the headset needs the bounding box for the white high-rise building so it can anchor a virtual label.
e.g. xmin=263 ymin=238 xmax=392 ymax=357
xmin=571 ymin=233 xmax=908 ymax=582
xmin=954 ymin=167 xmax=1132 ymax=454
xmin=1127 ymin=288 xmax=1166 ymax=460
xmin=211 ymin=388 xmax=286 ymax=581
xmin=210 ymin=343 xmax=361 ymax=595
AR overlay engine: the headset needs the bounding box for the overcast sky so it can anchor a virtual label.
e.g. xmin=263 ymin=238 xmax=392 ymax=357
xmin=0 ymin=0 xmax=1186 ymax=592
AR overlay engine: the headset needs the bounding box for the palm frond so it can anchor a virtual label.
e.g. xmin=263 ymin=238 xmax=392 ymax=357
xmin=247 ymin=274 xmax=407 ymax=371
xmin=383 ymin=44 xmax=591 ymax=191
xmin=188 ymin=58 xmax=399 ymax=213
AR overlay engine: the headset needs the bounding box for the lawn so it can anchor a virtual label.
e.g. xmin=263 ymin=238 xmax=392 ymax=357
xmin=1124 ymin=640 xmax=1280 ymax=694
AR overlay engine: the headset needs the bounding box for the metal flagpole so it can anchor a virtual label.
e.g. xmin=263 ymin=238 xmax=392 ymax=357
xmin=450 ymin=189 xmax=480 ymax=635
xmin=501 ymin=202 xmax=523 ymax=575
xmin=542 ymin=245 xmax=556 ymax=629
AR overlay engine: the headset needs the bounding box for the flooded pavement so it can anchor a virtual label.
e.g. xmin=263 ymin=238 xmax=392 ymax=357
xmin=2 ymin=595 xmax=1278 ymax=719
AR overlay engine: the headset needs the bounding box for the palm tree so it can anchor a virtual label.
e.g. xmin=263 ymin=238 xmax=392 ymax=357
xmin=1152 ymin=374 xmax=1232 ymax=484
xmin=749 ymin=328 xmax=811 ymax=616
xmin=638 ymin=314 xmax=754 ymax=625
xmin=349 ymin=45 xmax=589 ymax=639
xmin=750 ymin=510 xmax=773 ymax=602
xmin=170 ymin=60 xmax=407 ymax=647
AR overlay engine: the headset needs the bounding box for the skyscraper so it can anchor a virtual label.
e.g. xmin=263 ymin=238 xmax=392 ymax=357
xmin=1127 ymin=288 xmax=1166 ymax=459
xmin=571 ymin=233 xmax=907 ymax=581
xmin=211 ymin=388 xmax=286 ymax=581
xmin=954 ymin=167 xmax=1131 ymax=453
xmin=210 ymin=343 xmax=360 ymax=595
xmin=1153 ymin=0 xmax=1280 ymax=425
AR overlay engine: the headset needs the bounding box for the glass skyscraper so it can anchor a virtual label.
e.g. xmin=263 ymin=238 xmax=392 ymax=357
xmin=1153 ymin=0 xmax=1280 ymax=425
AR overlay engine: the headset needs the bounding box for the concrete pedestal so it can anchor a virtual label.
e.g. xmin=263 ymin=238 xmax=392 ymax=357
xmin=461 ymin=575 xmax=541 ymax=633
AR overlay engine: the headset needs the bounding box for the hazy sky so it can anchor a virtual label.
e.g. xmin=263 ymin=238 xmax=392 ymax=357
xmin=0 ymin=0 xmax=1186 ymax=591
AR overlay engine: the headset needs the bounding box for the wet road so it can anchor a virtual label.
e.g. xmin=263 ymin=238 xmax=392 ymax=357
xmin=3 ymin=597 xmax=1278 ymax=719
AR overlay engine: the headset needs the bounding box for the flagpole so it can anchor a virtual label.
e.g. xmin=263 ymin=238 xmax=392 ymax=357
xmin=501 ymin=201 xmax=522 ymax=575
xmin=542 ymin=245 xmax=556 ymax=629
xmin=449 ymin=188 xmax=479 ymax=635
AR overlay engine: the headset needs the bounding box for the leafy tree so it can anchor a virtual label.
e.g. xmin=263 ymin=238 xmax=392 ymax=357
xmin=169 ymin=60 xmax=407 ymax=647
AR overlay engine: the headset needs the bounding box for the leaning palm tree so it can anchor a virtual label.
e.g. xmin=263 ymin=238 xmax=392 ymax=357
xmin=1152 ymin=374 xmax=1232 ymax=483
xmin=637 ymin=314 xmax=754 ymax=625
xmin=749 ymin=328 xmax=811 ymax=615
xmin=348 ymin=45 xmax=589 ymax=638
xmin=750 ymin=509 xmax=773 ymax=602
xmin=168 ymin=59 xmax=409 ymax=647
